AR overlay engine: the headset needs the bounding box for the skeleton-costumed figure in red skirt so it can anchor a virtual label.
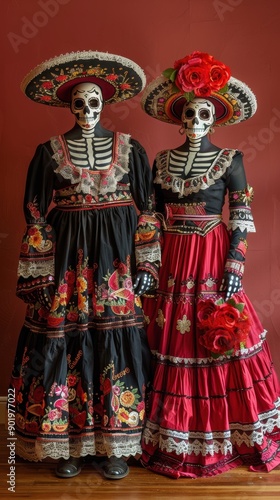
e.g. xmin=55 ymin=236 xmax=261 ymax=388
xmin=140 ymin=50 xmax=280 ymax=478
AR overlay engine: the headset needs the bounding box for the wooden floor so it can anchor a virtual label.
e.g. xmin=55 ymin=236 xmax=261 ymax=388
xmin=1 ymin=426 xmax=280 ymax=500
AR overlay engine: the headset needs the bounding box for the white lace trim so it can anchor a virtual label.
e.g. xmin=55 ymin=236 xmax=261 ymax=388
xmin=136 ymin=244 xmax=161 ymax=266
xmin=143 ymin=402 xmax=280 ymax=457
xmin=155 ymin=148 xmax=236 ymax=198
xmin=151 ymin=330 xmax=267 ymax=365
xmin=16 ymin=432 xmax=142 ymax=461
xmin=228 ymin=207 xmax=256 ymax=232
xmin=17 ymin=259 xmax=55 ymax=279
xmin=51 ymin=133 xmax=131 ymax=197
xmin=228 ymin=220 xmax=256 ymax=232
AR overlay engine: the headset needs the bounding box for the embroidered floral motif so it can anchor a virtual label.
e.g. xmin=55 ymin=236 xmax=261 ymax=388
xmin=20 ymin=224 xmax=53 ymax=254
xmin=96 ymin=256 xmax=135 ymax=316
xmin=156 ymin=309 xmax=166 ymax=329
xmin=229 ymin=184 xmax=254 ymax=206
xmin=101 ymin=362 xmax=145 ymax=428
xmin=27 ymin=197 xmax=43 ymax=222
xmin=47 ymin=249 xmax=90 ymax=327
xmin=176 ymin=315 xmax=191 ymax=334
xmin=168 ymin=274 xmax=175 ymax=288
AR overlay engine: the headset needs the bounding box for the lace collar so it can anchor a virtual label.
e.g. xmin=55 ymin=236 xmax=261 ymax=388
xmin=154 ymin=148 xmax=237 ymax=198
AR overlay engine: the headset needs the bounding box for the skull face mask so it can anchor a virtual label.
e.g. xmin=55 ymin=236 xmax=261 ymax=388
xmin=181 ymin=98 xmax=215 ymax=139
xmin=71 ymin=82 xmax=104 ymax=130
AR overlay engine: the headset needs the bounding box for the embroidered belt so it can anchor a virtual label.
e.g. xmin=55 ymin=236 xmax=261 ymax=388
xmin=169 ymin=214 xmax=222 ymax=222
xmin=164 ymin=205 xmax=222 ymax=236
xmin=55 ymin=200 xmax=134 ymax=211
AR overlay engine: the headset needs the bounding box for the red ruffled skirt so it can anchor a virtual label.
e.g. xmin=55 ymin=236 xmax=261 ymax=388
xmin=141 ymin=223 xmax=280 ymax=478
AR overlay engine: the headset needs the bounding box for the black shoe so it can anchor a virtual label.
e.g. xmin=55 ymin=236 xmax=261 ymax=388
xmin=55 ymin=457 xmax=83 ymax=478
xmin=101 ymin=457 xmax=129 ymax=479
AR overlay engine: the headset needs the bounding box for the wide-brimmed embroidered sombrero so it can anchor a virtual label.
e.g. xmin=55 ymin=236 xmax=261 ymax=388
xmin=141 ymin=51 xmax=257 ymax=127
xmin=21 ymin=50 xmax=146 ymax=107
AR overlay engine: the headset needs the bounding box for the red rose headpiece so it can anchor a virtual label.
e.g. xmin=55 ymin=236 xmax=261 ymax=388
xmin=141 ymin=50 xmax=257 ymax=127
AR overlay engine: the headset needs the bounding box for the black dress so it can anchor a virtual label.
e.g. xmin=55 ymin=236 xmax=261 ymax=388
xmin=10 ymin=132 xmax=161 ymax=461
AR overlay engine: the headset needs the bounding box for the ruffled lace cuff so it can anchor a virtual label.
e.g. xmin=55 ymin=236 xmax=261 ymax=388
xmin=135 ymin=212 xmax=162 ymax=284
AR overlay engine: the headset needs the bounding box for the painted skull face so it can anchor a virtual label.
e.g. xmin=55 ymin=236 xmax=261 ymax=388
xmin=181 ymin=98 xmax=215 ymax=139
xmin=70 ymin=82 xmax=103 ymax=130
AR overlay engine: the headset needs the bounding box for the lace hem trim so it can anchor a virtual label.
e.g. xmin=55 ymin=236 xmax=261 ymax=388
xmin=16 ymin=432 xmax=142 ymax=461
xmin=143 ymin=403 xmax=280 ymax=456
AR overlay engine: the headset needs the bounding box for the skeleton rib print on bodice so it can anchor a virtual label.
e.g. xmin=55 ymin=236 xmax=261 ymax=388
xmin=65 ymin=131 xmax=113 ymax=170
xmin=168 ymin=138 xmax=220 ymax=179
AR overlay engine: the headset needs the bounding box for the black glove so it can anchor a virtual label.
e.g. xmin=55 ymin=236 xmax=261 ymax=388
xmin=219 ymin=272 xmax=242 ymax=301
xmin=133 ymin=271 xmax=155 ymax=296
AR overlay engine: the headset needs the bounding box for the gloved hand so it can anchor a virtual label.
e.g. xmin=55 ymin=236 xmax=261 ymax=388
xmin=219 ymin=272 xmax=242 ymax=301
xmin=133 ymin=271 xmax=155 ymax=296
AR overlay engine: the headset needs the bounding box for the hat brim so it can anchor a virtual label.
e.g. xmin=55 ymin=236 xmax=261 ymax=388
xmin=141 ymin=75 xmax=257 ymax=127
xmin=21 ymin=50 xmax=146 ymax=107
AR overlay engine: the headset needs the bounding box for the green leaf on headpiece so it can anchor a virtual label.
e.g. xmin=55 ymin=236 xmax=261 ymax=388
xmin=219 ymin=83 xmax=229 ymax=94
xmin=171 ymin=83 xmax=180 ymax=94
xmin=163 ymin=68 xmax=177 ymax=82
xmin=183 ymin=91 xmax=195 ymax=102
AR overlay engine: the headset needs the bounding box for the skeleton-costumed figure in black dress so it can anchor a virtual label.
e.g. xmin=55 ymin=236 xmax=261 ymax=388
xmin=10 ymin=51 xmax=161 ymax=479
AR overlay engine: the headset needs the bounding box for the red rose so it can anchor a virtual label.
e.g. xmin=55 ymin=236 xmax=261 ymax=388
xmin=197 ymin=300 xmax=216 ymax=327
xmin=174 ymin=51 xmax=214 ymax=70
xmin=199 ymin=327 xmax=236 ymax=354
xmin=210 ymin=64 xmax=230 ymax=91
xmin=175 ymin=64 xmax=209 ymax=93
xmin=195 ymin=85 xmax=212 ymax=97
xmin=213 ymin=303 xmax=240 ymax=329
xmin=68 ymin=375 xmax=77 ymax=387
